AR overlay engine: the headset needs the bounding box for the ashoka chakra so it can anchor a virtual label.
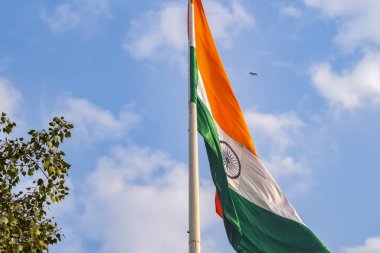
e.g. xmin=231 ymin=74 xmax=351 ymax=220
xmin=220 ymin=141 xmax=241 ymax=179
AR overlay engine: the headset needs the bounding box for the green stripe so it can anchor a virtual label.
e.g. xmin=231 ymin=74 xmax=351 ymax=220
xmin=197 ymin=96 xmax=244 ymax=245
xmin=230 ymin=190 xmax=330 ymax=253
xmin=189 ymin=46 xmax=198 ymax=103
xmin=196 ymin=96 xmax=330 ymax=253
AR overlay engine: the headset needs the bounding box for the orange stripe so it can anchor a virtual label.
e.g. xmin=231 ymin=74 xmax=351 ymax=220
xmin=193 ymin=0 xmax=257 ymax=155
xmin=215 ymin=191 xmax=223 ymax=218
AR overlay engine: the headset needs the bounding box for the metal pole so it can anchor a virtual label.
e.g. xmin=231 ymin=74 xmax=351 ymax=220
xmin=189 ymin=103 xmax=201 ymax=253
xmin=188 ymin=1 xmax=201 ymax=253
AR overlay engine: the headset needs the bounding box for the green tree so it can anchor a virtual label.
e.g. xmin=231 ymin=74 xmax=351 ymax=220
xmin=0 ymin=112 xmax=73 ymax=252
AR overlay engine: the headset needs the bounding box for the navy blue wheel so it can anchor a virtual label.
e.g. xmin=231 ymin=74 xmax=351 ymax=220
xmin=220 ymin=141 xmax=241 ymax=179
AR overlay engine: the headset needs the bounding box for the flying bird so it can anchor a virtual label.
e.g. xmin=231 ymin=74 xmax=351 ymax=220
xmin=249 ymin=72 xmax=258 ymax=76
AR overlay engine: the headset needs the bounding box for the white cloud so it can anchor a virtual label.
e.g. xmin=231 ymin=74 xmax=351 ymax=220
xmin=204 ymin=0 xmax=255 ymax=48
xmin=58 ymin=145 xmax=221 ymax=253
xmin=0 ymin=77 xmax=22 ymax=117
xmin=343 ymin=237 xmax=380 ymax=253
xmin=263 ymin=155 xmax=310 ymax=178
xmin=123 ymin=3 xmax=186 ymax=61
xmin=41 ymin=4 xmax=80 ymax=33
xmin=280 ymin=6 xmax=303 ymax=18
xmin=244 ymin=110 xmax=310 ymax=184
xmin=41 ymin=0 xmax=110 ymax=33
xmin=245 ymin=111 xmax=304 ymax=151
xmin=123 ymin=0 xmax=254 ymax=60
xmin=52 ymin=97 xmax=140 ymax=142
xmin=303 ymin=0 xmax=380 ymax=51
xmin=311 ymin=52 xmax=380 ymax=110
xmin=305 ymin=1 xmax=380 ymax=110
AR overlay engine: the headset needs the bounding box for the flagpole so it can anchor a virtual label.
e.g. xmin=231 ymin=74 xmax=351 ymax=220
xmin=188 ymin=1 xmax=201 ymax=253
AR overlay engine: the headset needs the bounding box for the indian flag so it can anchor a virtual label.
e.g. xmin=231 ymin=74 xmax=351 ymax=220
xmin=188 ymin=0 xmax=330 ymax=252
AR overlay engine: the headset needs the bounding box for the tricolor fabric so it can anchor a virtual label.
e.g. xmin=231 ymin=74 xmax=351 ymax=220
xmin=188 ymin=0 xmax=330 ymax=252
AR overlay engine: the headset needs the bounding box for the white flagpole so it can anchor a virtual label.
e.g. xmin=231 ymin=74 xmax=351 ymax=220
xmin=188 ymin=1 xmax=201 ymax=253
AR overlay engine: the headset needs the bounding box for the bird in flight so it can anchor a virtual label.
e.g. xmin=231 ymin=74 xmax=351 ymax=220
xmin=249 ymin=72 xmax=258 ymax=76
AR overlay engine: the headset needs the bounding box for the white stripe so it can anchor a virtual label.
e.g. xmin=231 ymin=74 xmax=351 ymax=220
xmin=216 ymin=126 xmax=304 ymax=224
xmin=196 ymin=73 xmax=303 ymax=223
xmin=196 ymin=70 xmax=212 ymax=112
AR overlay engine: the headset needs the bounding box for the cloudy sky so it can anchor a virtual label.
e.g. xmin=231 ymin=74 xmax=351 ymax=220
xmin=1 ymin=0 xmax=380 ymax=252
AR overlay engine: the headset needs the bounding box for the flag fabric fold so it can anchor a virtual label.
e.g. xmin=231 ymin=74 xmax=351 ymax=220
xmin=188 ymin=0 xmax=330 ymax=252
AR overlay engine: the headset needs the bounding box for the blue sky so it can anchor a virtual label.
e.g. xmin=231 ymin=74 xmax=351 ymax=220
xmin=1 ymin=0 xmax=380 ymax=252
